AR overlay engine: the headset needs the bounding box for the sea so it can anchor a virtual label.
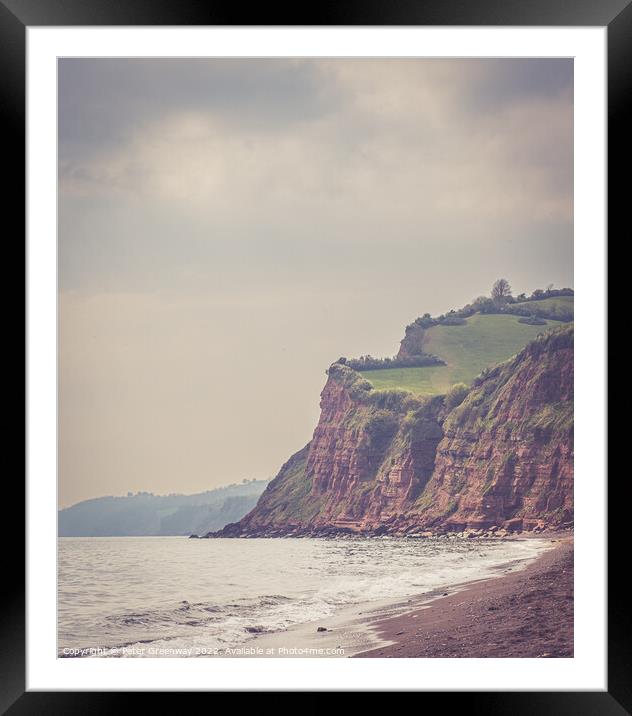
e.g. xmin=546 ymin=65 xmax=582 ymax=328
xmin=58 ymin=535 xmax=552 ymax=658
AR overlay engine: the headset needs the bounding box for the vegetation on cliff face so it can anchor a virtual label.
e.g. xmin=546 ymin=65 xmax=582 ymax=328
xmin=404 ymin=324 xmax=574 ymax=531
xmin=327 ymin=362 xmax=437 ymax=414
xmin=342 ymin=354 xmax=445 ymax=371
xmin=442 ymin=328 xmax=573 ymax=434
xmin=444 ymin=383 xmax=469 ymax=409
xmin=231 ymin=444 xmax=325 ymax=528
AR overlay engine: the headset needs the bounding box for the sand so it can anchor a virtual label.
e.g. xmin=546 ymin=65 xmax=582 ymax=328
xmin=354 ymin=537 xmax=573 ymax=658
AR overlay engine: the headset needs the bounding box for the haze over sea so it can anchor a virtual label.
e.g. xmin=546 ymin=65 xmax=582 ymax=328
xmin=58 ymin=536 xmax=551 ymax=657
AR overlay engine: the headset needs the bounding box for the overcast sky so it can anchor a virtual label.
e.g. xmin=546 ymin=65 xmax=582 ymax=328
xmin=58 ymin=58 xmax=573 ymax=507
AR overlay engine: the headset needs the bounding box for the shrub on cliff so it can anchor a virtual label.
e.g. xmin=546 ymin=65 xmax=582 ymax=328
xmin=402 ymin=411 xmax=444 ymax=443
xmin=348 ymin=380 xmax=374 ymax=402
xmin=368 ymin=389 xmax=415 ymax=412
xmin=363 ymin=410 xmax=399 ymax=450
xmin=518 ymin=315 xmax=547 ymax=326
xmin=528 ymin=287 xmax=574 ymax=300
xmin=474 ymin=296 xmax=500 ymax=314
xmin=413 ymin=313 xmax=436 ymax=329
xmin=506 ymin=303 xmax=573 ymax=322
xmin=526 ymin=401 xmax=573 ymax=436
xmin=525 ymin=323 xmax=574 ymax=356
xmin=345 ymin=353 xmax=445 ymax=371
xmin=326 ymin=362 xmax=373 ymax=401
xmin=437 ymin=315 xmax=467 ymax=326
xmin=444 ymin=383 xmax=469 ymax=409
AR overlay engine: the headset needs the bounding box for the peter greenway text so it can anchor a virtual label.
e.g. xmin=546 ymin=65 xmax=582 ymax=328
xmin=61 ymin=646 xmax=346 ymax=657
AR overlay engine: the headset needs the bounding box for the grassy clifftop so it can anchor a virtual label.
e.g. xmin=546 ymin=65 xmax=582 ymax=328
xmin=362 ymin=305 xmax=571 ymax=396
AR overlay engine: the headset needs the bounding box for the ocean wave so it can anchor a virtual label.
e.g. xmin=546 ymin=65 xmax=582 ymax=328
xmin=58 ymin=536 xmax=552 ymax=657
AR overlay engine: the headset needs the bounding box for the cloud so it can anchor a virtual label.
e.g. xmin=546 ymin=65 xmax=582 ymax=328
xmin=59 ymin=60 xmax=572 ymax=296
xmin=58 ymin=58 xmax=573 ymax=505
xmin=59 ymin=59 xmax=572 ymax=220
xmin=58 ymin=59 xmax=341 ymax=151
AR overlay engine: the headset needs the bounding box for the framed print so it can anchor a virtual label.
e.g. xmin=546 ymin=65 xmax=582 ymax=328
xmin=3 ymin=0 xmax=620 ymax=708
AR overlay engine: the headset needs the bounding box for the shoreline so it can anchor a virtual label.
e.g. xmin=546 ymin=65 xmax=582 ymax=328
xmin=59 ymin=535 xmax=571 ymax=658
xmin=353 ymin=536 xmax=573 ymax=658
xmin=231 ymin=535 xmax=561 ymax=658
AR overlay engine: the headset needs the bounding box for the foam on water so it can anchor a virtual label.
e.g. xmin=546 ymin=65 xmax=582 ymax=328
xmin=58 ymin=536 xmax=552 ymax=657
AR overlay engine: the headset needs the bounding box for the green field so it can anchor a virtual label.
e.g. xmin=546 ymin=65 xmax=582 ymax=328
xmin=359 ymin=365 xmax=450 ymax=395
xmin=512 ymin=295 xmax=574 ymax=314
xmin=361 ymin=313 xmax=564 ymax=395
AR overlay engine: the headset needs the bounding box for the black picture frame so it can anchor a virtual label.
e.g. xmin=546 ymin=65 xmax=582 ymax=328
xmin=3 ymin=0 xmax=618 ymax=709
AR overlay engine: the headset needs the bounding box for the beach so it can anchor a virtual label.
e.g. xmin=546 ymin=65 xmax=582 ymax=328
xmin=354 ymin=537 xmax=573 ymax=658
xmin=217 ymin=535 xmax=568 ymax=659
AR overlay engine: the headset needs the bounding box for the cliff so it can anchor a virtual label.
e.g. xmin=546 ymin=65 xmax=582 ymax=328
xmin=398 ymin=322 xmax=426 ymax=358
xmin=213 ymin=325 xmax=573 ymax=537
xmin=396 ymin=326 xmax=573 ymax=533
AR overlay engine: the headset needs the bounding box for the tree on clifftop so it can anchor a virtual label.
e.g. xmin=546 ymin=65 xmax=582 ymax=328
xmin=491 ymin=278 xmax=512 ymax=306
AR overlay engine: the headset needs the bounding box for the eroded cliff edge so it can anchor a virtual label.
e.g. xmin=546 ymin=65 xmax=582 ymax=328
xmin=213 ymin=325 xmax=573 ymax=537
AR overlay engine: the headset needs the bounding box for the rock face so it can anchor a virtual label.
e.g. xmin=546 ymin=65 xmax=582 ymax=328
xmin=398 ymin=323 xmax=425 ymax=358
xmin=213 ymin=326 xmax=573 ymax=537
xmin=398 ymin=326 xmax=573 ymax=533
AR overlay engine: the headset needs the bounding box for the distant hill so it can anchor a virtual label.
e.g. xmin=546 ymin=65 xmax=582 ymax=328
xmin=58 ymin=480 xmax=269 ymax=537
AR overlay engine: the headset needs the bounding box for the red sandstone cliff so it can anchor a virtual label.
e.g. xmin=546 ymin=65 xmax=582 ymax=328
xmin=214 ymin=325 xmax=573 ymax=537
xmin=397 ymin=326 xmax=573 ymax=533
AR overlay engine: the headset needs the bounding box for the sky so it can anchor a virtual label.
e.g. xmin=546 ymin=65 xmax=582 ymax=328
xmin=58 ymin=58 xmax=573 ymax=508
